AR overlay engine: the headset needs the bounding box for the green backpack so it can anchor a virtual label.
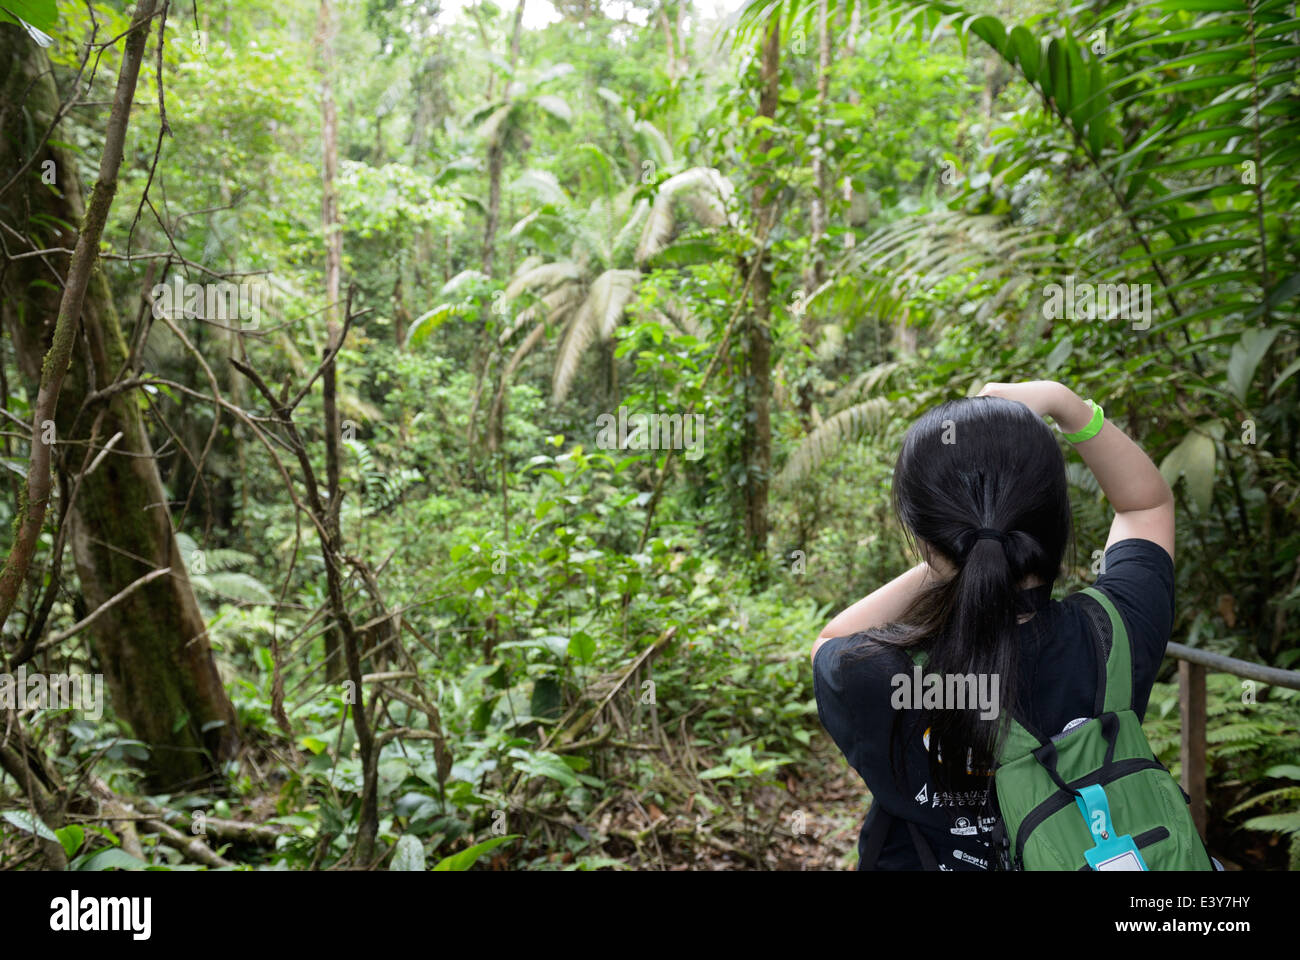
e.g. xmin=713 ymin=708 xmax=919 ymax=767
xmin=989 ymin=585 xmax=1213 ymax=871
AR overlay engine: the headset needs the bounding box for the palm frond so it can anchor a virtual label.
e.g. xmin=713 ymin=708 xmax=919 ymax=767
xmin=512 ymin=168 xmax=569 ymax=206
xmin=552 ymin=269 xmax=640 ymax=403
xmin=635 ymin=167 xmax=738 ymax=266
xmin=777 ymin=397 xmax=897 ymax=488
xmin=505 ymin=261 xmax=582 ymax=300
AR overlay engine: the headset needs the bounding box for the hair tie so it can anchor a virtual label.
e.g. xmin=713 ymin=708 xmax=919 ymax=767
xmin=973 ymin=527 xmax=1008 ymax=546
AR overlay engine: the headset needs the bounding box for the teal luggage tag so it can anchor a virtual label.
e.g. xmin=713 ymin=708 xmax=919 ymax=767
xmin=1074 ymin=784 xmax=1148 ymax=871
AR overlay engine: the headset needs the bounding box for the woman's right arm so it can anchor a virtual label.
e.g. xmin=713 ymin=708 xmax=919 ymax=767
xmin=978 ymin=380 xmax=1175 ymax=562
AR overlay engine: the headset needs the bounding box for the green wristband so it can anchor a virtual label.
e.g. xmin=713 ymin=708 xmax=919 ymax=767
xmin=1062 ymin=399 xmax=1104 ymax=443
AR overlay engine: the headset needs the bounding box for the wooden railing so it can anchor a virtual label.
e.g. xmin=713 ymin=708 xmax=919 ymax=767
xmin=1165 ymin=642 xmax=1300 ymax=838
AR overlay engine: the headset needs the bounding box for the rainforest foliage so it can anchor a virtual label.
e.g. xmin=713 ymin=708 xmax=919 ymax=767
xmin=0 ymin=0 xmax=1297 ymax=871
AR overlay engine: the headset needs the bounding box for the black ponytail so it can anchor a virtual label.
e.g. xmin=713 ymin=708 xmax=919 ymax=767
xmin=852 ymin=396 xmax=1072 ymax=794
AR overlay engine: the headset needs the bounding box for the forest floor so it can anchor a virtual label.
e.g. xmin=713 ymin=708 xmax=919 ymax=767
xmin=519 ymin=738 xmax=867 ymax=871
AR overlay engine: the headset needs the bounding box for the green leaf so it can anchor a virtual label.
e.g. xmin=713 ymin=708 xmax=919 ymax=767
xmin=698 ymin=763 xmax=737 ymax=780
xmin=1227 ymin=327 xmax=1280 ymax=401
xmin=432 ymin=834 xmax=519 ymax=871
xmin=1045 ymin=336 xmax=1074 ymax=372
xmin=967 ymin=15 xmax=1006 ymax=55
xmin=1009 ymin=26 xmax=1039 ymax=83
xmin=529 ymin=676 xmax=563 ymax=719
xmin=1241 ymin=813 xmax=1300 ymax=836
xmin=567 ymin=631 xmax=596 ymax=664
xmin=3 ymin=809 xmax=59 ymax=842
xmin=389 ymin=834 xmax=426 ymax=871
xmin=1159 ymin=427 xmax=1218 ymax=513
xmin=519 ymin=752 xmax=580 ymax=788
xmin=1048 ymin=38 xmax=1070 ymax=114
xmin=55 ymin=824 xmax=85 ymax=858
xmin=1270 ymin=356 xmax=1300 ymax=396
xmin=73 ymin=848 xmax=148 ymax=871
xmin=0 ymin=0 xmax=58 ymax=38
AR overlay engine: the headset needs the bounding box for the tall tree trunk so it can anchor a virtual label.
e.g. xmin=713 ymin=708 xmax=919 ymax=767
xmin=846 ymin=3 xmax=861 ymax=107
xmin=481 ymin=0 xmax=525 ymax=279
xmin=392 ymin=269 xmax=409 ymax=348
xmin=798 ymin=0 xmax=832 ymax=424
xmin=317 ymin=0 xmax=346 ymax=683
xmin=806 ymin=0 xmax=831 ymax=303
xmin=0 ymin=19 xmax=239 ymax=791
xmin=745 ymin=19 xmax=780 ymax=565
xmin=482 ymin=141 xmax=503 ymax=278
xmin=471 ymin=1 xmax=525 ymax=460
xmin=657 ymin=2 xmax=678 ymax=80
xmin=510 ymin=0 xmax=525 ymax=64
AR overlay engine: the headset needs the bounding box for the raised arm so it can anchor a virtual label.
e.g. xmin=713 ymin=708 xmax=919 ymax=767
xmin=978 ymin=380 xmax=1174 ymax=562
xmin=810 ymin=560 xmax=943 ymax=665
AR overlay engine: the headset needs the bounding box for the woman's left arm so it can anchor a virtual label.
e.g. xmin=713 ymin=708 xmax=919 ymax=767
xmin=810 ymin=560 xmax=943 ymax=665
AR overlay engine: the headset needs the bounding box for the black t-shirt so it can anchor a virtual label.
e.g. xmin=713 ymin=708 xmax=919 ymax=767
xmin=812 ymin=538 xmax=1174 ymax=871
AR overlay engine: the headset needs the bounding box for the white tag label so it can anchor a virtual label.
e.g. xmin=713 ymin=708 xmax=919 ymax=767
xmin=1096 ymin=850 xmax=1144 ymax=871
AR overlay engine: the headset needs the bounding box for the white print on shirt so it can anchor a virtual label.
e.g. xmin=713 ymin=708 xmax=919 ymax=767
xmin=930 ymin=788 xmax=989 ymax=808
xmin=915 ymin=784 xmax=928 ymax=805
xmin=953 ymin=849 xmax=989 ymax=869
xmin=950 ymin=817 xmax=979 ymax=836
xmin=979 ymin=816 xmax=998 ymax=832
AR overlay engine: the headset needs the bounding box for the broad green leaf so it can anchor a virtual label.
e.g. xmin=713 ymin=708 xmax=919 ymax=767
xmin=389 ymin=834 xmax=426 ymax=871
xmin=519 ymin=752 xmax=580 ymax=788
xmin=1009 ymin=26 xmax=1039 ymax=82
xmin=55 ymin=824 xmax=85 ymax=858
xmin=2 ymin=809 xmax=58 ymax=842
xmin=0 ymin=0 xmax=57 ymax=40
xmin=568 ymin=631 xmax=596 ymax=663
xmin=1227 ymin=327 xmax=1280 ymax=401
xmin=1241 ymin=813 xmax=1300 ymax=836
xmin=73 ymin=848 xmax=148 ymax=871
xmin=1159 ymin=427 xmax=1218 ymax=513
xmin=967 ymin=15 xmax=1006 ymax=54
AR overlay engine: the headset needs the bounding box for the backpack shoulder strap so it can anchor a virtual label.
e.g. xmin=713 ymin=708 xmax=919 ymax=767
xmin=861 ymin=803 xmax=941 ymax=871
xmin=906 ymin=820 xmax=940 ymax=870
xmin=1078 ymin=585 xmax=1132 ymax=713
xmin=861 ymin=802 xmax=891 ymax=869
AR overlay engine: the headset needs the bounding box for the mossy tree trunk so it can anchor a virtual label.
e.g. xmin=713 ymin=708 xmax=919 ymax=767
xmin=744 ymin=18 xmax=779 ymax=569
xmin=0 ymin=23 xmax=239 ymax=791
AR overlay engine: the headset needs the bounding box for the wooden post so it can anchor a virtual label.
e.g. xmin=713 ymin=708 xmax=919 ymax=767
xmin=1179 ymin=660 xmax=1208 ymax=839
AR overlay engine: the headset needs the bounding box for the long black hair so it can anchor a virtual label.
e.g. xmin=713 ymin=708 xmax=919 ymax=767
xmin=854 ymin=395 xmax=1073 ymax=793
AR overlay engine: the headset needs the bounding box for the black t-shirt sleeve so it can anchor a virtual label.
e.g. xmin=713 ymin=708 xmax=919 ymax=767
xmin=1091 ymin=537 xmax=1175 ymax=720
xmin=812 ymin=635 xmax=862 ymax=760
